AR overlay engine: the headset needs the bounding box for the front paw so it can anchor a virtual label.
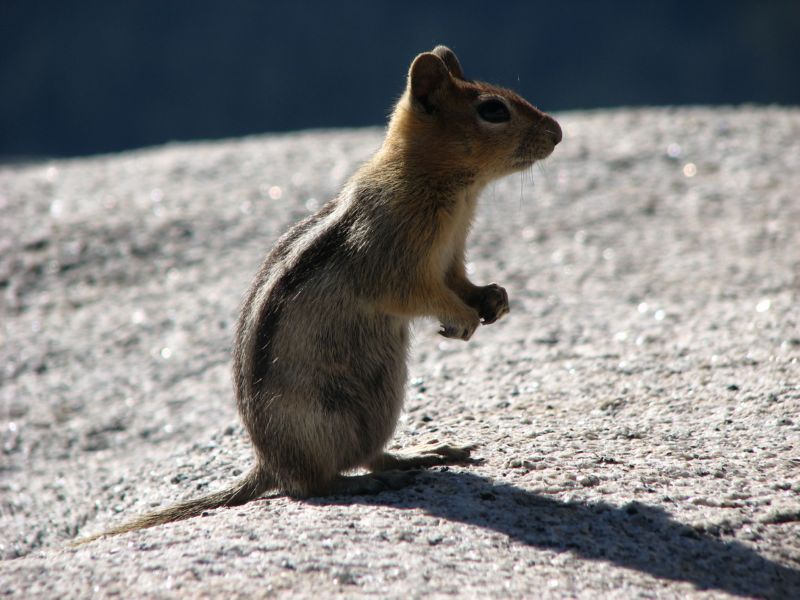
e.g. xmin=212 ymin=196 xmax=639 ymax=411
xmin=475 ymin=283 xmax=509 ymax=324
xmin=438 ymin=311 xmax=480 ymax=341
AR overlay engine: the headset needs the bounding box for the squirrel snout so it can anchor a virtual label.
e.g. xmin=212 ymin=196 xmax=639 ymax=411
xmin=544 ymin=116 xmax=562 ymax=145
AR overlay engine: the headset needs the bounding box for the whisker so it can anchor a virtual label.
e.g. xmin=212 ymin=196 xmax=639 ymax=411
xmin=536 ymin=160 xmax=553 ymax=188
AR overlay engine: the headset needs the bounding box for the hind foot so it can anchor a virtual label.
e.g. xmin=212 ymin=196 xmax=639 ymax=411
xmin=369 ymin=442 xmax=480 ymax=472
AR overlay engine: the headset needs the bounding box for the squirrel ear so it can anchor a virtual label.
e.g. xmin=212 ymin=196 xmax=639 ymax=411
xmin=432 ymin=45 xmax=464 ymax=80
xmin=408 ymin=52 xmax=449 ymax=114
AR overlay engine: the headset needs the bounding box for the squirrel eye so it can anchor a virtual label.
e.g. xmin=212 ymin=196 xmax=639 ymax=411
xmin=477 ymin=99 xmax=510 ymax=123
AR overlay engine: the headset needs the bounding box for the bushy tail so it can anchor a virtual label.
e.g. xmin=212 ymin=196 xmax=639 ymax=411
xmin=71 ymin=467 xmax=273 ymax=546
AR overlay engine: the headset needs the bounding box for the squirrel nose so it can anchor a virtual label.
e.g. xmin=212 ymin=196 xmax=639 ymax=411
xmin=545 ymin=117 xmax=562 ymax=145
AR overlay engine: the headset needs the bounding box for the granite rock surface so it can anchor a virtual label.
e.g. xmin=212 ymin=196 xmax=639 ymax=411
xmin=1 ymin=107 xmax=799 ymax=598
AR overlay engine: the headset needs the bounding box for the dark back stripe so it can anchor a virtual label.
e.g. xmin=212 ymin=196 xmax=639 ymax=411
xmin=247 ymin=208 xmax=357 ymax=392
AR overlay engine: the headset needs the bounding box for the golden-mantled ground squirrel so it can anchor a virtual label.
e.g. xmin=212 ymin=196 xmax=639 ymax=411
xmin=74 ymin=45 xmax=561 ymax=544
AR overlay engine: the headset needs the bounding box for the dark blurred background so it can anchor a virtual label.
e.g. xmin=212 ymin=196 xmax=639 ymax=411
xmin=2 ymin=1 xmax=799 ymax=159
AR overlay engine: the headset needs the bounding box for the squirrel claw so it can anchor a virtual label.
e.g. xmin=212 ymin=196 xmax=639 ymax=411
xmin=438 ymin=322 xmax=476 ymax=341
xmin=477 ymin=283 xmax=510 ymax=324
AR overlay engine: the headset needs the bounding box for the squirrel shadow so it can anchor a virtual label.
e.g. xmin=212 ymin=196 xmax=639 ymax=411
xmin=311 ymin=470 xmax=799 ymax=599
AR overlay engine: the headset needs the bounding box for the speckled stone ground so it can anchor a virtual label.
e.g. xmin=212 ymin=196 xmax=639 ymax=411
xmin=1 ymin=107 xmax=799 ymax=599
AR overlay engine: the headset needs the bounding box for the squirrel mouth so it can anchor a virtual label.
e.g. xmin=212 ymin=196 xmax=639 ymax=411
xmin=513 ymin=150 xmax=548 ymax=168
xmin=513 ymin=157 xmax=537 ymax=169
xmin=514 ymin=137 xmax=556 ymax=168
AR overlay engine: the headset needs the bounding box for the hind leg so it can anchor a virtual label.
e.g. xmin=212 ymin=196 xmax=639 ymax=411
xmin=283 ymin=444 xmax=478 ymax=498
xmin=276 ymin=441 xmax=422 ymax=498
xmin=368 ymin=442 xmax=478 ymax=472
xmin=294 ymin=443 xmax=478 ymax=497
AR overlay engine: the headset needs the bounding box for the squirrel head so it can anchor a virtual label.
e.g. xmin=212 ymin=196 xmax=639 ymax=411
xmin=386 ymin=46 xmax=561 ymax=184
